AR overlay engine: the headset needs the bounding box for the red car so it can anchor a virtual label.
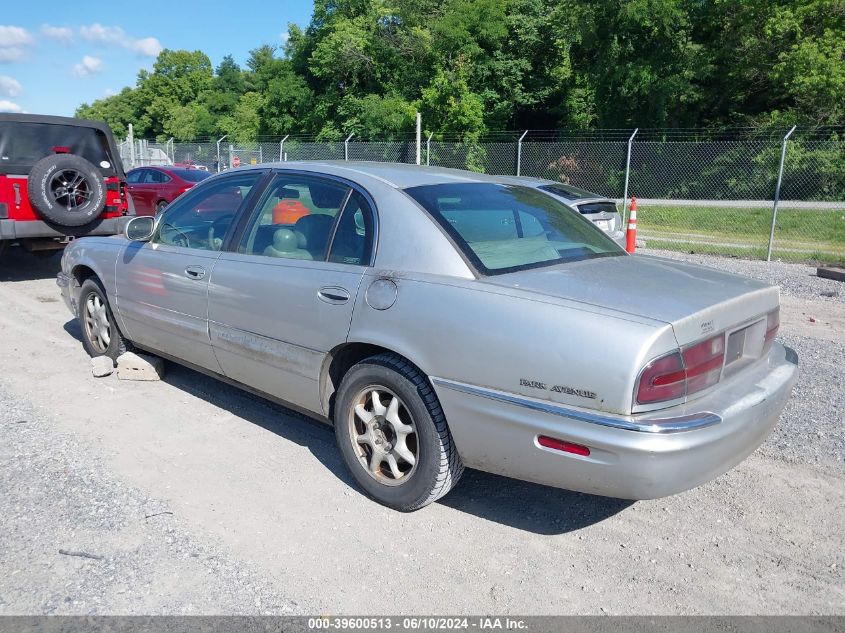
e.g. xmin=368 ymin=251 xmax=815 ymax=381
xmin=126 ymin=166 xmax=211 ymax=216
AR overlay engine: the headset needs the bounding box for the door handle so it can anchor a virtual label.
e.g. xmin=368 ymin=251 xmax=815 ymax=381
xmin=317 ymin=287 xmax=350 ymax=304
xmin=184 ymin=265 xmax=206 ymax=280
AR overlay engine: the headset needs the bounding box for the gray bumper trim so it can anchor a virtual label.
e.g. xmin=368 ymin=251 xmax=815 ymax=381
xmin=0 ymin=217 xmax=130 ymax=240
xmin=430 ymin=377 xmax=722 ymax=434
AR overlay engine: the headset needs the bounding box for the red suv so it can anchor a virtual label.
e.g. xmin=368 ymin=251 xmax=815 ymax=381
xmin=126 ymin=166 xmax=212 ymax=215
xmin=0 ymin=113 xmax=133 ymax=258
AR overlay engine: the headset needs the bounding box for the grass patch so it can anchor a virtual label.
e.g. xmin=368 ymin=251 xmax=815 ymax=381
xmin=637 ymin=205 xmax=845 ymax=263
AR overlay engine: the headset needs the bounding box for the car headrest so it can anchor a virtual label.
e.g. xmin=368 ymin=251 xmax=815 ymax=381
xmin=309 ymin=183 xmax=346 ymax=209
xmin=294 ymin=213 xmax=334 ymax=250
xmin=277 ymin=187 xmax=300 ymax=199
xmin=271 ymin=228 xmax=298 ymax=252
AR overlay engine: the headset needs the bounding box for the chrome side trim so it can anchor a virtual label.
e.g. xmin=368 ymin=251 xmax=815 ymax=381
xmin=430 ymin=377 xmax=722 ymax=434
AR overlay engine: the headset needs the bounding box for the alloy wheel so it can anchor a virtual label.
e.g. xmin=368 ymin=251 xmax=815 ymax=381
xmin=348 ymin=386 xmax=419 ymax=486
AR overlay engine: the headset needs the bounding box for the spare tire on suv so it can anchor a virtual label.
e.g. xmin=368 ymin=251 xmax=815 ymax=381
xmin=28 ymin=154 xmax=106 ymax=227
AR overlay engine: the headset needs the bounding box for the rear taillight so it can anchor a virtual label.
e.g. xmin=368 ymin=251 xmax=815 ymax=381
xmin=636 ymin=334 xmax=726 ymax=405
xmin=763 ymin=308 xmax=780 ymax=353
xmin=537 ymin=436 xmax=591 ymax=457
xmin=683 ymin=333 xmax=725 ymax=394
xmin=637 ymin=351 xmax=685 ymax=404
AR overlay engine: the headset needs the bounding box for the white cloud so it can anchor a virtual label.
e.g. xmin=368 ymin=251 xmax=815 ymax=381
xmin=0 ymin=75 xmax=21 ymax=97
xmin=0 ymin=99 xmax=23 ymax=113
xmin=0 ymin=26 xmax=30 ymax=63
xmin=41 ymin=24 xmax=73 ymax=45
xmin=280 ymin=30 xmax=290 ymax=46
xmin=104 ymin=87 xmax=117 ymax=97
xmin=0 ymin=26 xmax=31 ymax=46
xmin=0 ymin=47 xmax=24 ymax=63
xmin=128 ymin=36 xmax=162 ymax=57
xmin=72 ymin=55 xmax=103 ymax=77
xmin=79 ymin=23 xmax=162 ymax=57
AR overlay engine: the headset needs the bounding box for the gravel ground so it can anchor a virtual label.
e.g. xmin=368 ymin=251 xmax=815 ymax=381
xmin=0 ymin=385 xmax=304 ymax=615
xmin=0 ymin=248 xmax=843 ymax=615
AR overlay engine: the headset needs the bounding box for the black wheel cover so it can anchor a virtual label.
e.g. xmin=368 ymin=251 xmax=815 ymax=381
xmin=28 ymin=154 xmax=106 ymax=227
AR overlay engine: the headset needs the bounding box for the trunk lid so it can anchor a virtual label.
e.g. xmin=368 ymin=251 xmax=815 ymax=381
xmin=483 ymin=254 xmax=779 ymax=346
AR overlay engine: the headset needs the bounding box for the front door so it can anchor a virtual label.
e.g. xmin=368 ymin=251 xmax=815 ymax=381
xmin=207 ymin=173 xmax=376 ymax=413
xmin=115 ymin=171 xmax=264 ymax=372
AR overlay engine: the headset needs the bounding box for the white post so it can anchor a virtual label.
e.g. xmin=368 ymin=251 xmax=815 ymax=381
xmin=167 ymin=137 xmax=174 ymax=163
xmin=415 ymin=112 xmax=422 ymax=165
xmin=621 ymin=128 xmax=639 ymax=224
xmin=767 ymin=125 xmax=797 ymax=262
xmin=216 ymin=134 xmax=227 ymax=173
xmin=279 ymin=134 xmax=289 ymax=162
xmin=516 ymin=130 xmax=528 ymax=176
xmin=127 ymin=124 xmax=135 ymax=168
xmin=344 ymin=133 xmax=355 ymax=161
xmin=259 ymin=145 xmax=263 ymax=164
xmin=229 ymin=144 xmax=234 ymax=168
xmin=426 ymin=132 xmax=433 ymax=166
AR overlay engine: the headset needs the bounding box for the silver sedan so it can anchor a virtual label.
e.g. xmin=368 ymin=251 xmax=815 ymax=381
xmin=57 ymin=162 xmax=798 ymax=511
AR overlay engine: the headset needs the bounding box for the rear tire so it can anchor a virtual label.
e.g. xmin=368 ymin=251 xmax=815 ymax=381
xmin=77 ymin=277 xmax=130 ymax=362
xmin=334 ymin=353 xmax=464 ymax=511
xmin=155 ymin=200 xmax=168 ymax=214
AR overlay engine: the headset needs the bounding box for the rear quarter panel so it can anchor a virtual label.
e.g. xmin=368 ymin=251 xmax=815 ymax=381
xmin=347 ymin=271 xmax=677 ymax=417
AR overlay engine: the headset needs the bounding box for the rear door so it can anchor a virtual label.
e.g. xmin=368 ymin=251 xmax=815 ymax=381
xmin=207 ymin=172 xmax=376 ymax=413
xmin=126 ymin=169 xmax=151 ymax=215
xmin=115 ymin=171 xmax=266 ymax=372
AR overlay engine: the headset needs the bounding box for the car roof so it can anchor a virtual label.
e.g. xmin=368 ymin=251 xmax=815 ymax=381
xmin=231 ymin=160 xmax=555 ymax=189
xmin=0 ymin=113 xmax=117 ymax=137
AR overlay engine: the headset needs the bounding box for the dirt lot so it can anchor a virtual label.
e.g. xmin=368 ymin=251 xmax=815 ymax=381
xmin=0 ymin=247 xmax=843 ymax=615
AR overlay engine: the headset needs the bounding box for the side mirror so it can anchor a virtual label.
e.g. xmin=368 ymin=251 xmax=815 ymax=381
xmin=124 ymin=216 xmax=156 ymax=241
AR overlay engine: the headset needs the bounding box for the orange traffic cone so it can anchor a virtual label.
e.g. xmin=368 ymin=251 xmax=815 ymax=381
xmin=625 ymin=196 xmax=637 ymax=253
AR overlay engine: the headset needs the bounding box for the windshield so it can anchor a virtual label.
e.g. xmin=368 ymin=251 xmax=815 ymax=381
xmin=405 ymin=183 xmax=624 ymax=275
xmin=172 ymin=168 xmax=212 ymax=182
xmin=0 ymin=122 xmax=117 ymax=176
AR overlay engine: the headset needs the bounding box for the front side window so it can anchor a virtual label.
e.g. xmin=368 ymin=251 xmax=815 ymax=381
xmin=405 ymin=183 xmax=623 ymax=275
xmin=239 ymin=175 xmax=351 ymax=261
xmin=154 ymin=172 xmax=261 ymax=250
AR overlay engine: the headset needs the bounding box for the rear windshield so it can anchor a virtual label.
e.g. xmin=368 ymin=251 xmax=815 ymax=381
xmin=538 ymin=183 xmax=598 ymax=201
xmin=0 ymin=122 xmax=117 ymax=176
xmin=171 ymin=168 xmax=211 ymax=182
xmin=576 ymin=201 xmax=619 ymax=215
xmin=405 ymin=183 xmax=624 ymax=275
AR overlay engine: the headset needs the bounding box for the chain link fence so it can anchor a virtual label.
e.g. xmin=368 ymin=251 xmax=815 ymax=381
xmin=119 ymin=128 xmax=845 ymax=264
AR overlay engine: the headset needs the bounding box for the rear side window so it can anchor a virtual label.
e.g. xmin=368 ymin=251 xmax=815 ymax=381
xmin=576 ymin=201 xmax=619 ymax=215
xmin=405 ymin=183 xmax=623 ymax=275
xmin=0 ymin=122 xmax=116 ymax=176
xmin=238 ymin=175 xmax=352 ymax=260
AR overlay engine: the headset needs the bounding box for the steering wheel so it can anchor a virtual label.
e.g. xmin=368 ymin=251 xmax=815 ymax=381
xmin=160 ymin=222 xmax=192 ymax=249
xmin=208 ymin=214 xmax=234 ymax=251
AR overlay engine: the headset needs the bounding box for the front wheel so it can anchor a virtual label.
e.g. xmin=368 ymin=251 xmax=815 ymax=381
xmin=77 ymin=277 xmax=130 ymax=362
xmin=334 ymin=353 xmax=464 ymax=511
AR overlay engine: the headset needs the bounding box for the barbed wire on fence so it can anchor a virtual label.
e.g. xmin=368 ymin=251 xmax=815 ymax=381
xmin=118 ymin=127 xmax=845 ymax=263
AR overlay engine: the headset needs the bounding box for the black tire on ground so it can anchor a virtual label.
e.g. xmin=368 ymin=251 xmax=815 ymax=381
xmin=334 ymin=353 xmax=464 ymax=511
xmin=0 ymin=240 xmax=8 ymax=259
xmin=28 ymin=154 xmax=106 ymax=227
xmin=155 ymin=200 xmax=168 ymax=214
xmin=77 ymin=277 xmax=130 ymax=362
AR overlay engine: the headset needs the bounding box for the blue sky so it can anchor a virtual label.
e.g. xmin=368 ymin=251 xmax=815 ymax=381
xmin=0 ymin=1 xmax=314 ymax=116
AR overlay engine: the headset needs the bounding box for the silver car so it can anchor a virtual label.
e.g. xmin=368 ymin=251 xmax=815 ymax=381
xmin=529 ymin=181 xmax=626 ymax=246
xmin=57 ymin=162 xmax=798 ymax=511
